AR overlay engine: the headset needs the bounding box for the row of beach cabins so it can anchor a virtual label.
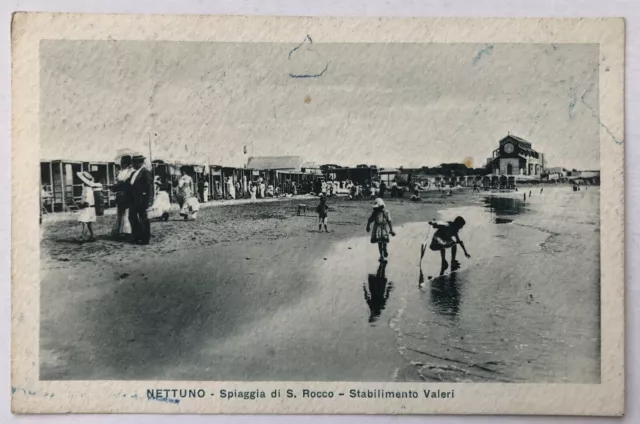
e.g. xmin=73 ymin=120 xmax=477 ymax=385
xmin=40 ymin=156 xmax=589 ymax=215
xmin=39 ymin=157 xmax=387 ymax=214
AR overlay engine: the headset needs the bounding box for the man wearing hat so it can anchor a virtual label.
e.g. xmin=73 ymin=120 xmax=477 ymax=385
xmin=128 ymin=154 xmax=155 ymax=245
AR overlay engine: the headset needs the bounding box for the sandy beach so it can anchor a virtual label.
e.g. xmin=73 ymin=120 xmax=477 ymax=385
xmin=40 ymin=186 xmax=600 ymax=383
xmin=40 ymin=191 xmax=467 ymax=381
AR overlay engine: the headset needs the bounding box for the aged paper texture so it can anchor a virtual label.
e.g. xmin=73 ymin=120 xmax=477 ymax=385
xmin=11 ymin=13 xmax=624 ymax=415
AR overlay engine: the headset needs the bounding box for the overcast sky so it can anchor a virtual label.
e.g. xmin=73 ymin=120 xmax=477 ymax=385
xmin=40 ymin=40 xmax=600 ymax=169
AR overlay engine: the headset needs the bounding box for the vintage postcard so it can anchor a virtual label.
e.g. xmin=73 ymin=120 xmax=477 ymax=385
xmin=11 ymin=13 xmax=624 ymax=415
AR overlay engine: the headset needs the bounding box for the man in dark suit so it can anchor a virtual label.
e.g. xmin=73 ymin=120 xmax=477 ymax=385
xmin=128 ymin=154 xmax=155 ymax=245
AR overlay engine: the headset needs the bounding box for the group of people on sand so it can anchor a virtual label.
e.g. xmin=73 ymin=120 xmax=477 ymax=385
xmin=77 ymin=154 xmax=158 ymax=245
xmin=77 ymin=153 xmax=175 ymax=245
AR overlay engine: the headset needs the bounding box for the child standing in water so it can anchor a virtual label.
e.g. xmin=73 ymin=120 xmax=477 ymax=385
xmin=367 ymin=198 xmax=395 ymax=262
xmin=316 ymin=195 xmax=329 ymax=233
xmin=429 ymin=216 xmax=471 ymax=275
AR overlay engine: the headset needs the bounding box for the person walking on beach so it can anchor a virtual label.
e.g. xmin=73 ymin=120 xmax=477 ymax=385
xmin=226 ymin=177 xmax=235 ymax=200
xmin=197 ymin=178 xmax=205 ymax=203
xmin=259 ymin=180 xmax=266 ymax=198
xmin=148 ymin=176 xmax=172 ymax=221
xmin=77 ymin=171 xmax=98 ymax=242
xmin=428 ymin=216 xmax=471 ymax=275
xmin=128 ymin=155 xmax=154 ymax=245
xmin=390 ymin=179 xmax=399 ymax=198
xmin=316 ymin=194 xmax=330 ymax=233
xmin=366 ymin=198 xmax=396 ymax=262
xmin=177 ymin=166 xmax=200 ymax=220
xmin=203 ymin=180 xmax=209 ymax=202
xmin=110 ymin=155 xmax=134 ymax=238
xmin=379 ymin=181 xmax=386 ymax=198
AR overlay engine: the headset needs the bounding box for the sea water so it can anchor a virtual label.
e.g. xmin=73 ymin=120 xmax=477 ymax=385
xmin=391 ymin=186 xmax=600 ymax=383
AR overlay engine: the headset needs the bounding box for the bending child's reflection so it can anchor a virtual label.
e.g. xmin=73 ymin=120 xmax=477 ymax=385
xmin=364 ymin=262 xmax=393 ymax=324
xmin=425 ymin=271 xmax=461 ymax=320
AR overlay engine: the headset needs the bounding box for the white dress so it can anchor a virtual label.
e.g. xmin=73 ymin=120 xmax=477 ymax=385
xmin=203 ymin=182 xmax=209 ymax=202
xmin=148 ymin=187 xmax=172 ymax=220
xmin=227 ymin=179 xmax=236 ymax=199
xmin=178 ymin=175 xmax=200 ymax=218
xmin=111 ymin=167 xmax=133 ymax=236
xmin=77 ymin=186 xmax=96 ymax=223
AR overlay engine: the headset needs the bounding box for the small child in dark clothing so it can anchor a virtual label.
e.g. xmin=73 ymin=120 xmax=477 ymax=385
xmin=428 ymin=216 xmax=471 ymax=275
xmin=317 ymin=195 xmax=329 ymax=233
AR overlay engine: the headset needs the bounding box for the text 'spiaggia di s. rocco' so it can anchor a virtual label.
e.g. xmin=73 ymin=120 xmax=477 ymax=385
xmin=11 ymin=13 xmax=624 ymax=416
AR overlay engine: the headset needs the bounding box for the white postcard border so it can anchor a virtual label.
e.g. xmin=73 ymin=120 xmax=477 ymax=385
xmin=11 ymin=13 xmax=625 ymax=415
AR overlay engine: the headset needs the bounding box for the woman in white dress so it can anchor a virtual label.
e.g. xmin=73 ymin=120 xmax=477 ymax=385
xmin=148 ymin=176 xmax=172 ymax=221
xmin=110 ymin=155 xmax=134 ymax=238
xmin=77 ymin=171 xmax=97 ymax=242
xmin=226 ymin=176 xmax=236 ymax=200
xmin=177 ymin=166 xmax=200 ymax=220
xmin=203 ymin=181 xmax=209 ymax=202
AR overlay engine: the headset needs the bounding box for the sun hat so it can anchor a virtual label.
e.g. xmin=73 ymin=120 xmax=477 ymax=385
xmin=373 ymin=198 xmax=385 ymax=209
xmin=77 ymin=171 xmax=96 ymax=187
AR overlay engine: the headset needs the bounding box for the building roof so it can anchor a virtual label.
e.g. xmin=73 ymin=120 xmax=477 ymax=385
xmin=503 ymin=134 xmax=533 ymax=148
xmin=246 ymin=156 xmax=307 ymax=170
xmin=569 ymin=171 xmax=599 ymax=179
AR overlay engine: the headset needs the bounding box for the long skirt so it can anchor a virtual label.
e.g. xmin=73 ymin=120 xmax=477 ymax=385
xmin=180 ymin=196 xmax=200 ymax=218
xmin=148 ymin=191 xmax=171 ymax=220
xmin=111 ymin=204 xmax=131 ymax=236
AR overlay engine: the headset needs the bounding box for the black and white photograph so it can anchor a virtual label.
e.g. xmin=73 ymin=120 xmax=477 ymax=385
xmin=10 ymin=14 xmax=625 ymax=416
xmin=38 ymin=39 xmax=603 ymax=383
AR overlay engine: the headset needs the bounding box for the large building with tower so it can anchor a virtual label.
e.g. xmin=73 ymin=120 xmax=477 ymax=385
xmin=486 ymin=134 xmax=545 ymax=177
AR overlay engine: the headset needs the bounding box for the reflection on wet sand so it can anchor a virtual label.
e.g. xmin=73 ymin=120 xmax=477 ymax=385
xmin=429 ymin=272 xmax=461 ymax=321
xmin=396 ymin=188 xmax=600 ymax=383
xmin=483 ymin=196 xmax=526 ymax=223
xmin=364 ymin=262 xmax=393 ymax=325
xmin=418 ymin=269 xmax=461 ymax=321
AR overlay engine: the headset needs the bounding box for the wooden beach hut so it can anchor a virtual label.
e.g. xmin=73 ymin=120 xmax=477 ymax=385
xmin=40 ymin=160 xmax=89 ymax=212
xmin=208 ymin=165 xmax=224 ymax=200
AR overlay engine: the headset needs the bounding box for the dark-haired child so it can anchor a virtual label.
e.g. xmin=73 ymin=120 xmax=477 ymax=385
xmin=429 ymin=216 xmax=471 ymax=275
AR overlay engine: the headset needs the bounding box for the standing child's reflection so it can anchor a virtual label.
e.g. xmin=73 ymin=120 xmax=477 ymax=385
xmin=364 ymin=262 xmax=393 ymax=324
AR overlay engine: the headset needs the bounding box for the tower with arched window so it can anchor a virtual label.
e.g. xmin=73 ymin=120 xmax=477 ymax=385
xmin=486 ymin=134 xmax=545 ymax=178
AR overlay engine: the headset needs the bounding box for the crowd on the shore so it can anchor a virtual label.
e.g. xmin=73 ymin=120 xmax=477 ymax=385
xmin=70 ymin=152 xmax=468 ymax=246
xmin=71 ymin=152 xmax=573 ymax=248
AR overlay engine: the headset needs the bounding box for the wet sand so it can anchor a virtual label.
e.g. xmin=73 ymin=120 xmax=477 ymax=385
xmin=40 ymin=187 xmax=600 ymax=383
xmin=395 ymin=187 xmax=601 ymax=383
xmin=40 ymin=192 xmax=467 ymax=381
